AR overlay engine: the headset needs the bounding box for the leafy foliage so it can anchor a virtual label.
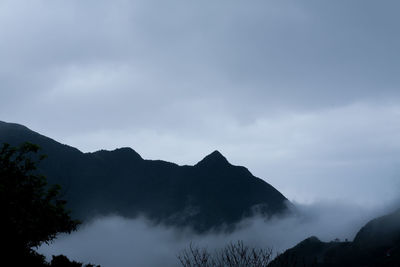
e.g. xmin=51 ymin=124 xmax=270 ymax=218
xmin=0 ymin=142 xmax=80 ymax=265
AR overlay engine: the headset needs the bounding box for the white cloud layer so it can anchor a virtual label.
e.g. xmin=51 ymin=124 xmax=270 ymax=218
xmin=38 ymin=200 xmax=398 ymax=267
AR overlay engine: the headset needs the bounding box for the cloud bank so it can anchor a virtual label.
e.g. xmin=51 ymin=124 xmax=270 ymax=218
xmin=38 ymin=200 xmax=397 ymax=267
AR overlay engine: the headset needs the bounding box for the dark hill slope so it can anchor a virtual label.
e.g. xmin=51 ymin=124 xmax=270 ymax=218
xmin=270 ymin=209 xmax=400 ymax=267
xmin=353 ymin=208 xmax=400 ymax=250
xmin=0 ymin=121 xmax=290 ymax=231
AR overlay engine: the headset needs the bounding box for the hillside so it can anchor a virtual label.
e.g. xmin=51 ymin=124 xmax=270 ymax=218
xmin=270 ymin=209 xmax=400 ymax=267
xmin=0 ymin=121 xmax=290 ymax=231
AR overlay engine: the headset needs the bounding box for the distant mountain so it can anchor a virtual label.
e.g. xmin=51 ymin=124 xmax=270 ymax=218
xmin=0 ymin=121 xmax=290 ymax=231
xmin=270 ymin=209 xmax=400 ymax=267
xmin=353 ymin=208 xmax=400 ymax=250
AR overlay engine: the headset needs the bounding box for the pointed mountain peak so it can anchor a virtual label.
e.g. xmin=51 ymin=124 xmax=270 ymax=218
xmin=196 ymin=150 xmax=231 ymax=167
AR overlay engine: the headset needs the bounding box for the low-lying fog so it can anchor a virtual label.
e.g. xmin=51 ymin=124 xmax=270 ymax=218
xmin=38 ymin=200 xmax=399 ymax=267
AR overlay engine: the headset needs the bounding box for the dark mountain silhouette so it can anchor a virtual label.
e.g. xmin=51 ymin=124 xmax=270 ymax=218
xmin=0 ymin=121 xmax=290 ymax=231
xmin=353 ymin=208 xmax=400 ymax=250
xmin=270 ymin=209 xmax=400 ymax=267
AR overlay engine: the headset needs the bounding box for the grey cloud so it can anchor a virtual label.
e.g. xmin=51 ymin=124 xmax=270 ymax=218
xmin=37 ymin=201 xmax=396 ymax=267
xmin=2 ymin=1 xmax=399 ymax=112
xmin=1 ymin=0 xmax=400 ymax=203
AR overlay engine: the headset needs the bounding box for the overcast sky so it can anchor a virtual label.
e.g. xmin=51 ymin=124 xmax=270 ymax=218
xmin=1 ymin=0 xmax=400 ymax=204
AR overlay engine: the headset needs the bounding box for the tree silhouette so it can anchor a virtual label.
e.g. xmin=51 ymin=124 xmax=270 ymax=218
xmin=0 ymin=142 xmax=80 ymax=266
xmin=178 ymin=240 xmax=273 ymax=267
